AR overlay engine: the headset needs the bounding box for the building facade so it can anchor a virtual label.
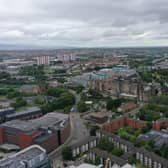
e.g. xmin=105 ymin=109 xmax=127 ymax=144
xmin=0 ymin=112 xmax=70 ymax=153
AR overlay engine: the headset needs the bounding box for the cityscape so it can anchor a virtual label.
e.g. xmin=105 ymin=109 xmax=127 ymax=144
xmin=0 ymin=0 xmax=168 ymax=168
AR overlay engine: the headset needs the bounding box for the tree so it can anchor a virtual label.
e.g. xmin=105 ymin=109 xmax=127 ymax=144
xmin=98 ymin=137 xmax=114 ymax=152
xmin=19 ymin=65 xmax=46 ymax=82
xmin=111 ymin=148 xmax=123 ymax=156
xmin=88 ymin=89 xmax=103 ymax=99
xmin=106 ymin=97 xmax=122 ymax=111
xmin=12 ymin=97 xmax=27 ymax=108
xmin=34 ymin=96 xmax=45 ymax=105
xmin=62 ymin=146 xmax=72 ymax=160
xmin=7 ymin=90 xmax=21 ymax=99
xmin=141 ymin=123 xmax=152 ymax=133
xmin=41 ymin=103 xmax=54 ymax=113
xmin=77 ymin=101 xmax=88 ymax=113
xmin=95 ymin=156 xmax=101 ymax=165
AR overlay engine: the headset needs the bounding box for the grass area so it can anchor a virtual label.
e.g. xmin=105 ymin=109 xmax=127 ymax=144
xmin=44 ymin=67 xmax=54 ymax=74
xmin=15 ymin=106 xmax=31 ymax=112
xmin=0 ymin=84 xmax=21 ymax=90
xmin=117 ymin=127 xmax=142 ymax=141
xmin=136 ymin=163 xmax=148 ymax=168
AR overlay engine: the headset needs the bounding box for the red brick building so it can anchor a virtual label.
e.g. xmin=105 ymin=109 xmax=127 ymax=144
xmin=0 ymin=112 xmax=70 ymax=153
xmin=102 ymin=116 xmax=168 ymax=133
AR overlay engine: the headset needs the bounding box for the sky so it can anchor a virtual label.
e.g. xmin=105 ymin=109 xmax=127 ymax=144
xmin=0 ymin=0 xmax=168 ymax=48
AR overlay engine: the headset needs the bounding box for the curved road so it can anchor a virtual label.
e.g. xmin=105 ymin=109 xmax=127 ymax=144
xmin=49 ymin=90 xmax=89 ymax=167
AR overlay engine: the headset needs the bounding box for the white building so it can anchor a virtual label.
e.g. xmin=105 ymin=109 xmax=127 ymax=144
xmin=36 ymin=56 xmax=50 ymax=65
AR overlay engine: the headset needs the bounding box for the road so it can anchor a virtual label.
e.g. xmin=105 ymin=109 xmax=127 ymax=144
xmin=49 ymin=90 xmax=89 ymax=167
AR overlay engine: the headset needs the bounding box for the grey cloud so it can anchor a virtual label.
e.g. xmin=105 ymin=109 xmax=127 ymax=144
xmin=0 ymin=0 xmax=168 ymax=47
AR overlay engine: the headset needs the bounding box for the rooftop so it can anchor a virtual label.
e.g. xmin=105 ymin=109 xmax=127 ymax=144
xmin=6 ymin=107 xmax=41 ymax=119
xmin=90 ymin=112 xmax=109 ymax=119
xmin=0 ymin=145 xmax=46 ymax=168
xmin=1 ymin=112 xmax=69 ymax=133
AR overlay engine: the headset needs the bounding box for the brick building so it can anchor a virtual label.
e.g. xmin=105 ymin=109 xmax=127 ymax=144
xmin=102 ymin=116 xmax=147 ymax=133
xmin=102 ymin=116 xmax=168 ymax=133
xmin=0 ymin=112 xmax=70 ymax=153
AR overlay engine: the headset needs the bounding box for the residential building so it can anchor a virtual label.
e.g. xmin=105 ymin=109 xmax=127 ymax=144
xmin=35 ymin=56 xmax=50 ymax=65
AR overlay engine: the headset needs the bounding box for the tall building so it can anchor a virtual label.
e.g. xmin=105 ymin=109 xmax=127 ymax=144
xmin=0 ymin=145 xmax=51 ymax=168
xmin=57 ymin=53 xmax=76 ymax=62
xmin=36 ymin=56 xmax=50 ymax=65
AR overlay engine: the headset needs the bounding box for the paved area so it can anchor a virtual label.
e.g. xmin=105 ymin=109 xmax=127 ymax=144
xmin=49 ymin=91 xmax=89 ymax=168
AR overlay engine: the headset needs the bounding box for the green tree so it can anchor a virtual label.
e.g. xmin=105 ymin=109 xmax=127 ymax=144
xmin=106 ymin=97 xmax=122 ymax=111
xmin=62 ymin=146 xmax=72 ymax=160
xmin=34 ymin=96 xmax=45 ymax=105
xmin=12 ymin=97 xmax=27 ymax=108
xmin=77 ymin=101 xmax=88 ymax=113
xmin=111 ymin=147 xmax=123 ymax=156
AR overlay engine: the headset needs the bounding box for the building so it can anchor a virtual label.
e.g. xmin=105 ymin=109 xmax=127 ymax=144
xmin=0 ymin=145 xmax=51 ymax=168
xmin=69 ymin=163 xmax=103 ymax=168
xmin=0 ymin=112 xmax=70 ymax=153
xmin=87 ymin=148 xmax=129 ymax=168
xmin=87 ymin=112 xmax=109 ymax=124
xmin=35 ymin=56 xmax=50 ymax=65
xmin=102 ymin=116 xmax=147 ymax=133
xmin=70 ymin=67 xmax=160 ymax=101
xmin=139 ymin=129 xmax=168 ymax=147
xmin=0 ymin=108 xmax=15 ymax=123
xmin=0 ymin=107 xmax=43 ymax=123
xmin=71 ymin=137 xmax=97 ymax=158
xmin=57 ymin=53 xmax=76 ymax=62
xmin=97 ymin=130 xmax=168 ymax=168
xmin=117 ymin=102 xmax=137 ymax=113
xmin=20 ymin=85 xmax=41 ymax=94
xmin=6 ymin=107 xmax=43 ymax=121
xmin=0 ymin=99 xmax=11 ymax=108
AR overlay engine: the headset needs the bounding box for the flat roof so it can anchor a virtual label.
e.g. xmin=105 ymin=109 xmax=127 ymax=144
xmin=90 ymin=112 xmax=109 ymax=118
xmin=1 ymin=112 xmax=69 ymax=133
xmin=0 ymin=145 xmax=46 ymax=167
xmin=6 ymin=107 xmax=41 ymax=119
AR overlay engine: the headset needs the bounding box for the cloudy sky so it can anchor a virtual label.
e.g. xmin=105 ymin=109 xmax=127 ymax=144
xmin=0 ymin=0 xmax=168 ymax=48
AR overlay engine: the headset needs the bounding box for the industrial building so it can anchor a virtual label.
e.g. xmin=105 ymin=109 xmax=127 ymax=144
xmin=0 ymin=112 xmax=70 ymax=153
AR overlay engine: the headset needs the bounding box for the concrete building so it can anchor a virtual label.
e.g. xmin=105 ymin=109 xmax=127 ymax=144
xmin=0 ymin=145 xmax=51 ymax=168
xmin=6 ymin=107 xmax=43 ymax=121
xmin=0 ymin=112 xmax=70 ymax=153
xmin=57 ymin=53 xmax=76 ymax=62
xmin=35 ymin=56 xmax=50 ymax=65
